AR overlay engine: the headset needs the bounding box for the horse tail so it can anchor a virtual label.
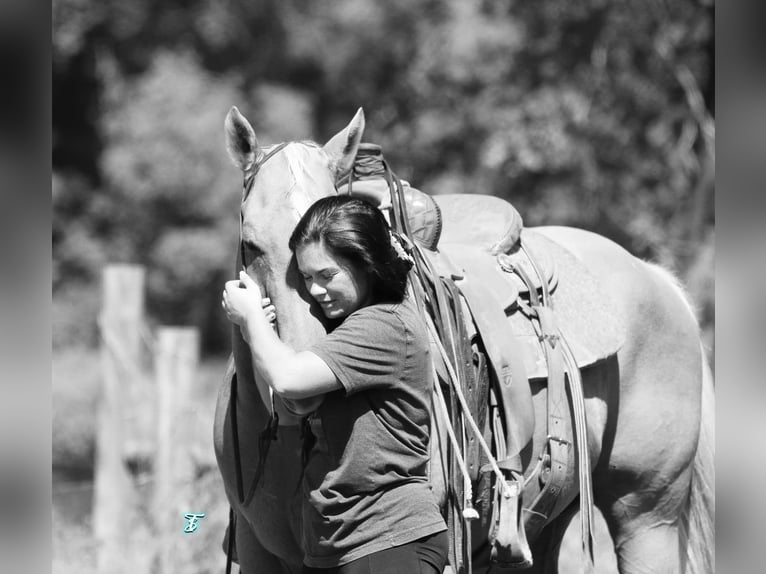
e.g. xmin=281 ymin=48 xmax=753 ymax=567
xmin=643 ymin=261 xmax=700 ymax=325
xmin=679 ymin=345 xmax=715 ymax=573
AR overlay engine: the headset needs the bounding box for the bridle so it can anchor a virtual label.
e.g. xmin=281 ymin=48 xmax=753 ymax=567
xmin=238 ymin=142 xmax=290 ymax=272
xmin=226 ymin=141 xmax=292 ymax=574
xmin=232 ymin=141 xmax=290 ymax=485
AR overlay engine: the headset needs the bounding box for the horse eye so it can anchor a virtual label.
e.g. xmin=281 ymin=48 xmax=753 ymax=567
xmin=244 ymin=241 xmax=266 ymax=259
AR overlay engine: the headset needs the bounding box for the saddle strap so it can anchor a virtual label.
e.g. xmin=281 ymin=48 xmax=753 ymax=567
xmin=443 ymin=279 xmax=483 ymax=482
xmin=446 ymin=273 xmax=535 ymax=568
xmin=558 ymin=326 xmax=596 ymax=565
xmin=431 ymin=366 xmax=468 ymax=574
xmin=501 ymin=241 xmax=594 ymax=566
xmin=520 ymin=306 xmax=571 ymax=543
xmin=450 ymin=272 xmax=535 ymax=463
xmin=522 ymin=306 xmax=595 ymax=568
xmin=225 ymin=507 xmax=236 ymax=574
xmin=444 ymin=278 xmax=480 ymax=574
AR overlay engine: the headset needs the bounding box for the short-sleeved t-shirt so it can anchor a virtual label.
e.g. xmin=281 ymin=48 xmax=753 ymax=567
xmin=303 ymin=295 xmax=446 ymax=567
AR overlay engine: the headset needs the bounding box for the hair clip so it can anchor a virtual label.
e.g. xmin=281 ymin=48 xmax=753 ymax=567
xmin=390 ymin=232 xmax=414 ymax=265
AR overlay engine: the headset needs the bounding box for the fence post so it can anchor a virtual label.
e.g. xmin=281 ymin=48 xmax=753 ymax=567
xmin=154 ymin=326 xmax=200 ymax=574
xmin=94 ymin=264 xmax=146 ymax=574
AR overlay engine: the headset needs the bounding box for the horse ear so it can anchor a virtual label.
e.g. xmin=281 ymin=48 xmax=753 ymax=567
xmin=323 ymin=108 xmax=365 ymax=180
xmin=225 ymin=106 xmax=261 ymax=172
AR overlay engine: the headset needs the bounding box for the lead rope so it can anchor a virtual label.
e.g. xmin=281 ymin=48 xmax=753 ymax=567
xmin=225 ymin=507 xmax=236 ymax=574
xmin=424 ymin=312 xmax=512 ymax=501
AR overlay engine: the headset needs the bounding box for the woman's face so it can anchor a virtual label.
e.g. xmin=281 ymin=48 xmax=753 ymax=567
xmin=295 ymin=241 xmax=372 ymax=320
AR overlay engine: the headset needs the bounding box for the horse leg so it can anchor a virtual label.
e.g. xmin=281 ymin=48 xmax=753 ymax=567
xmin=594 ymin=358 xmax=713 ymax=574
xmin=591 ymin=348 xmax=701 ymax=574
xmin=591 ymin=352 xmax=701 ymax=573
xmin=234 ymin=509 xmax=300 ymax=574
xmin=596 ymin=503 xmax=687 ymax=574
xmin=534 ymin=228 xmax=708 ymax=573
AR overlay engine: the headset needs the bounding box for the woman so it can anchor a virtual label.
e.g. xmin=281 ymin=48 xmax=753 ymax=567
xmin=222 ymin=195 xmax=448 ymax=574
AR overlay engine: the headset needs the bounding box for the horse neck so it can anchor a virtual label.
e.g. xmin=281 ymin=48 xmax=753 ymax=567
xmin=233 ymin=144 xmax=336 ymax=423
xmin=230 ymin=276 xmax=327 ymax=427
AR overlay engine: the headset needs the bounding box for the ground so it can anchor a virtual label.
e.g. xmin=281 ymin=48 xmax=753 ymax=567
xmin=53 ymin=348 xmax=617 ymax=573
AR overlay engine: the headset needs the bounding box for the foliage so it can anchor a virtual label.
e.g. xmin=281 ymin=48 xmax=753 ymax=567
xmin=52 ymin=3 xmax=714 ymax=569
xmin=52 ymin=347 xmax=100 ymax=473
xmin=53 ymin=0 xmax=714 ymax=352
xmin=53 ymin=346 xmax=231 ymax=572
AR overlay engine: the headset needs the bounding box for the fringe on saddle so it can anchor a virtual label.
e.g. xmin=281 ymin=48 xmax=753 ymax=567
xmin=341 ymin=144 xmax=596 ymax=573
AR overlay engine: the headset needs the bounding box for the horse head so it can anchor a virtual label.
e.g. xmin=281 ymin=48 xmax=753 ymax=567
xmin=223 ymin=106 xmax=366 ymax=420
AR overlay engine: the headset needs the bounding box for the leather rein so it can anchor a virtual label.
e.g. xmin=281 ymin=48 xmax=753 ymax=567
xmin=230 ymin=141 xmax=291 ymax=506
xmin=225 ymin=141 xmax=291 ymax=574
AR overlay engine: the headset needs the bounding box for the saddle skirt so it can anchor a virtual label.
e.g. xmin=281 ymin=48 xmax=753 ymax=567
xmin=427 ymin=226 xmax=625 ymax=380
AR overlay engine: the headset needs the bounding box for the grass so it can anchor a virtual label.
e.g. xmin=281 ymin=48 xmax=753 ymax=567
xmin=53 ymin=346 xmax=231 ymax=574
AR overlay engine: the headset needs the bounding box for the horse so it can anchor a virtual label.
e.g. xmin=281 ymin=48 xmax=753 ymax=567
xmin=213 ymin=106 xmax=714 ymax=573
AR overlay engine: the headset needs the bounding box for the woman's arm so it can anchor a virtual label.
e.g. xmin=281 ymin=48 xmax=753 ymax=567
xmin=223 ymin=271 xmax=342 ymax=400
xmin=281 ymin=396 xmax=325 ymax=417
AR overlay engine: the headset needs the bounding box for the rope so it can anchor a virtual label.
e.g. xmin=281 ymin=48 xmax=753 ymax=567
xmin=431 ymin=363 xmax=477 ymax=520
xmin=423 ymin=313 xmax=512 ymax=500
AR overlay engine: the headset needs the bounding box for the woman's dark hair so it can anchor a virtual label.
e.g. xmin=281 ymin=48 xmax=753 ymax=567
xmin=289 ymin=195 xmax=413 ymax=303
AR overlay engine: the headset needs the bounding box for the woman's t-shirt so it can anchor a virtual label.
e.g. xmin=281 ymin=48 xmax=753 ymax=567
xmin=303 ymin=295 xmax=446 ymax=567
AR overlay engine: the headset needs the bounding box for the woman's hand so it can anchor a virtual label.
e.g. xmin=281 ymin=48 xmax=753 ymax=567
xmin=222 ymin=271 xmax=276 ymax=331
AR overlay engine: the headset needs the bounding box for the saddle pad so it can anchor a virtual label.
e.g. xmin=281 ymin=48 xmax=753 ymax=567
xmin=435 ymin=230 xmax=625 ymax=380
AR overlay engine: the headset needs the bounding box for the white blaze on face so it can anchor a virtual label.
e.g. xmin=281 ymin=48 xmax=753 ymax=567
xmin=282 ymin=144 xmax=337 ymax=218
xmin=249 ymin=143 xmax=338 ymax=349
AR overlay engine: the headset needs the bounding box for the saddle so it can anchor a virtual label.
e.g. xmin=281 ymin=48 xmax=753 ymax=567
xmin=343 ymin=145 xmax=624 ymax=571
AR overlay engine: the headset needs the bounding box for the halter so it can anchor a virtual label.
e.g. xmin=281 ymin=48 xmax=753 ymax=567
xmin=229 ymin=142 xmax=291 ymax=518
xmin=238 ymin=142 xmax=290 ymax=271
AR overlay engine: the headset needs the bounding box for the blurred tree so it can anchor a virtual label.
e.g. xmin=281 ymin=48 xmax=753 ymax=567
xmin=53 ymin=0 xmax=713 ymax=351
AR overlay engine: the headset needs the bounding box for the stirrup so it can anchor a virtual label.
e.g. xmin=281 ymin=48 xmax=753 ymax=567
xmin=489 ymin=474 xmax=533 ymax=570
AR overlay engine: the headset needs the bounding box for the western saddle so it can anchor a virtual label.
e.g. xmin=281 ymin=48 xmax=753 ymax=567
xmin=339 ymin=144 xmax=602 ymax=572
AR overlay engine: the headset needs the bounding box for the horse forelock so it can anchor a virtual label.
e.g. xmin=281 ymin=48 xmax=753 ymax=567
xmin=281 ymin=142 xmax=337 ymax=215
xmin=243 ymin=141 xmax=334 ymax=219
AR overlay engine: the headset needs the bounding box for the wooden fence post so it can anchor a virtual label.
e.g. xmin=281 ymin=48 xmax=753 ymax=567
xmin=94 ymin=264 xmax=147 ymax=574
xmin=154 ymin=327 xmax=200 ymax=574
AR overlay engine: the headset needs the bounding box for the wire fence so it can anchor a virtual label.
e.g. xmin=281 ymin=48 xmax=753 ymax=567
xmin=58 ymin=263 xmax=224 ymax=574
